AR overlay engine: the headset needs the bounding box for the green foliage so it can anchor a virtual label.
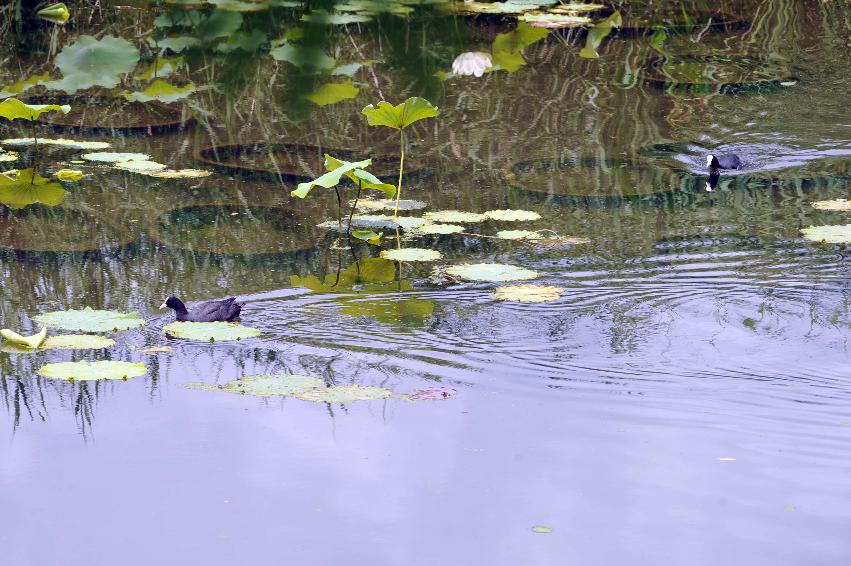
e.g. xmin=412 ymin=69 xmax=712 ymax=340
xmin=361 ymin=96 xmax=438 ymax=130
xmin=0 ymin=98 xmax=70 ymax=122
xmin=48 ymin=35 xmax=140 ymax=93
xmin=270 ymin=44 xmax=336 ymax=70
xmin=292 ymin=156 xmax=372 ymax=198
xmin=39 ymin=360 xmax=147 ymax=382
xmin=491 ymin=23 xmax=549 ymax=72
xmin=579 ymin=11 xmax=622 ymax=59
xmin=351 ymin=230 xmax=383 ymax=245
xmin=325 ymin=155 xmax=395 ymax=197
xmin=35 ymin=307 xmax=145 ymax=332
xmin=305 ymin=79 xmax=360 ymax=106
xmin=123 ymin=79 xmax=195 ymax=103
xmin=0 ymin=169 xmax=66 ymax=209
xmin=163 ymin=322 xmax=261 ymax=341
xmin=0 ymin=74 xmax=51 ymax=99
xmin=36 ymin=3 xmax=70 ymax=24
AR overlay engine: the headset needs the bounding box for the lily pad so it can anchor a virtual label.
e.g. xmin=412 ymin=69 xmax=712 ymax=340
xmin=321 ymin=215 xmax=426 ymax=231
xmin=1 ymin=138 xmax=110 ymax=150
xmin=305 ymin=79 xmax=360 ymax=106
xmin=123 ymin=80 xmax=195 ymax=104
xmin=2 ymin=334 xmax=116 ymax=353
xmin=451 ymin=1 xmax=557 ymax=14
xmin=519 ymin=12 xmax=591 ymax=28
xmin=163 ymin=321 xmax=261 ymax=341
xmin=39 ymin=360 xmax=147 ymax=382
xmin=494 ymin=284 xmax=564 ymax=302
xmin=114 ymin=160 xmax=168 ymax=173
xmin=445 ymin=263 xmax=539 ymax=282
xmin=187 ymin=374 xmax=324 ymax=396
xmin=484 ymin=209 xmax=542 ymax=222
xmin=812 ymin=199 xmax=851 ymax=211
xmin=355 ymin=198 xmax=427 ymax=212
xmin=0 ymin=169 xmax=65 ymax=209
xmin=380 ymin=248 xmax=443 ymax=262
xmin=82 ymin=152 xmax=150 ymax=163
xmin=0 ymin=150 xmax=19 ymax=162
xmin=35 ymin=307 xmax=145 ymax=332
xmin=54 ymin=169 xmax=84 ymax=181
xmin=0 ymin=327 xmax=47 ymax=349
xmin=800 ymin=224 xmax=851 ymax=244
xmin=148 ymin=168 xmax=212 ymax=179
xmin=414 ymin=223 xmax=464 ymax=235
xmin=423 ymin=210 xmax=487 ymax=223
xmin=296 ymin=384 xmax=393 ymax=403
xmin=48 ymin=35 xmax=140 ymax=93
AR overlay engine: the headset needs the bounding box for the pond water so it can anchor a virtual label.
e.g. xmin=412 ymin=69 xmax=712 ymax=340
xmin=1 ymin=1 xmax=849 ymax=564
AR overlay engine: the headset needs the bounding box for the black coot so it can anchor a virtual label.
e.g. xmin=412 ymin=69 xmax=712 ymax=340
xmin=706 ymin=153 xmax=742 ymax=170
xmin=160 ymin=296 xmax=243 ymax=322
xmin=705 ymin=171 xmax=720 ymax=192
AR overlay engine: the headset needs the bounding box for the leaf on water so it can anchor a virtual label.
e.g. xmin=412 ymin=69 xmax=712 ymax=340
xmin=82 ymin=152 xmax=150 ymax=163
xmin=0 ymin=98 xmax=70 ymax=122
xmin=0 ymin=73 xmax=52 ymax=99
xmin=0 ymin=169 xmax=66 ymax=209
xmin=494 ymin=284 xmax=564 ymax=302
xmin=35 ymin=307 xmax=145 ymax=332
xmin=491 ymin=23 xmax=549 ymax=73
xmin=305 ymin=79 xmax=360 ymax=106
xmin=114 ymin=160 xmax=168 ymax=173
xmin=270 ymin=44 xmax=336 ymax=70
xmin=423 ymin=210 xmax=486 ymax=223
xmin=147 ymin=168 xmax=212 ymax=179
xmin=187 ymin=374 xmax=325 ymax=396
xmin=812 ymin=199 xmax=851 ymax=211
xmin=163 ymin=321 xmax=261 ymax=341
xmin=47 ymin=35 xmax=140 ymax=93
xmin=154 ymin=36 xmax=202 ymax=53
xmin=301 ymin=10 xmax=372 ymax=25
xmin=352 ymin=230 xmax=383 ymax=245
xmin=136 ymin=345 xmax=176 ymax=353
xmin=296 ymin=384 xmax=393 ymax=403
xmin=520 ymin=12 xmax=592 ymax=28
xmin=452 ymin=1 xmax=558 ymax=14
xmin=351 ymin=215 xmax=425 ymax=230
xmin=123 ymin=80 xmax=195 ymax=103
xmin=0 ymin=150 xmax=19 ymax=162
xmin=484 ymin=209 xmax=542 ymax=222
xmin=380 ymin=248 xmax=442 ymax=262
xmin=355 ymin=198 xmax=426 ymax=212
xmin=800 ymin=224 xmax=851 ymax=244
xmin=531 ymin=525 xmax=553 ymax=533
xmin=0 ymin=327 xmax=47 ymax=349
xmin=445 ymin=263 xmax=539 ymax=282
xmin=2 ymin=138 xmax=110 ymax=149
xmin=54 ymin=169 xmax=84 ymax=181
xmin=1 ymin=333 xmax=115 ymax=353
xmin=39 ymin=360 xmax=147 ymax=382
xmin=414 ymin=223 xmax=465 ymax=235
xmin=362 ymin=97 xmax=438 ymax=130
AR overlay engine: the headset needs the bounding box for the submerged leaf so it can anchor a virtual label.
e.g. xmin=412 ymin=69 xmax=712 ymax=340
xmin=270 ymin=44 xmax=336 ymax=69
xmin=531 ymin=525 xmax=553 ymax=533
xmin=445 ymin=263 xmax=539 ymax=282
xmin=362 ymin=97 xmax=438 ymax=130
xmin=0 ymin=73 xmax=52 ymax=99
xmin=494 ymin=284 xmax=564 ymax=302
xmin=380 ymin=248 xmax=442 ymax=262
xmin=39 ymin=360 xmax=147 ymax=382
xmin=0 ymin=98 xmax=70 ymax=122
xmin=800 ymin=224 xmax=851 ymax=244
xmin=35 ymin=307 xmax=145 ymax=332
xmin=163 ymin=321 xmax=261 ymax=341
xmin=423 ymin=210 xmax=486 ymax=223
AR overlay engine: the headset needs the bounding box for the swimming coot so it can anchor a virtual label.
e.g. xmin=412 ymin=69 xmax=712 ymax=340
xmin=706 ymin=154 xmax=742 ymax=170
xmin=159 ymin=296 xmax=243 ymax=322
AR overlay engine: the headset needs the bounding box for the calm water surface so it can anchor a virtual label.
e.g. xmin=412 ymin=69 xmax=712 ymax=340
xmin=1 ymin=1 xmax=849 ymax=564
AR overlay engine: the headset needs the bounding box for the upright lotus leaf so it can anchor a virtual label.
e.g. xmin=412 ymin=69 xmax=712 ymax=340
xmin=163 ymin=321 xmax=261 ymax=341
xmin=198 ymin=10 xmax=244 ymax=42
xmin=325 ymin=155 xmax=395 ymax=198
xmin=48 ymin=35 xmax=140 ymax=93
xmin=123 ymin=80 xmax=195 ymax=103
xmin=579 ymin=11 xmax=622 ymax=58
xmin=0 ymin=98 xmax=70 ymax=122
xmin=35 ymin=307 xmax=145 ymax=332
xmin=292 ymin=156 xmax=372 ymax=198
xmin=0 ymin=73 xmax=52 ymax=99
xmin=491 ymin=23 xmax=549 ymax=72
xmin=351 ymin=230 xmax=382 ymax=245
xmin=39 ymin=360 xmax=147 ymax=382
xmin=0 ymin=169 xmax=66 ymax=209
xmin=36 ymin=3 xmax=71 ymax=24
xmin=0 ymin=327 xmax=48 ymax=349
xmin=270 ymin=44 xmax=336 ymax=70
xmin=305 ymin=80 xmax=360 ymax=106
xmin=361 ymin=97 xmax=438 ymax=130
xmin=187 ymin=374 xmax=325 ymax=397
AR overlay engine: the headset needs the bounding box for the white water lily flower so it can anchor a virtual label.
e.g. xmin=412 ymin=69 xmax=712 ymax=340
xmin=452 ymin=52 xmax=493 ymax=77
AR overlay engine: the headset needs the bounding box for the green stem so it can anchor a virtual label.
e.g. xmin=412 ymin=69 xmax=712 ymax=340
xmin=394 ymin=129 xmax=405 ymax=218
xmin=347 ymin=178 xmax=362 ymax=248
xmin=334 ymin=185 xmax=343 ymax=246
xmin=30 ymin=120 xmax=38 ymax=169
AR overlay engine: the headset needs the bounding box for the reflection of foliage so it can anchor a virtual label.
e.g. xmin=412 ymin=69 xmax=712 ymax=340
xmin=491 ymin=23 xmax=549 ymax=72
xmin=47 ymin=35 xmax=140 ymax=93
xmin=0 ymin=169 xmax=65 ymax=209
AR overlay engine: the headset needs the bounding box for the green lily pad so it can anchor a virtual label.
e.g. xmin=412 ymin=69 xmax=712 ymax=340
xmin=423 ymin=210 xmax=486 ymax=223
xmin=494 ymin=284 xmax=564 ymax=302
xmin=47 ymin=35 xmax=140 ymax=93
xmin=445 ymin=263 xmax=539 ymax=282
xmin=0 ymin=98 xmax=71 ymax=122
xmin=114 ymin=160 xmax=168 ymax=173
xmin=380 ymin=248 xmax=442 ymax=262
xmin=296 ymin=384 xmax=393 ymax=403
xmin=123 ymin=80 xmax=195 ymax=103
xmin=163 ymin=321 xmax=261 ymax=341
xmin=484 ymin=209 xmax=542 ymax=222
xmin=0 ymin=150 xmax=19 ymax=162
xmin=39 ymin=360 xmax=147 ymax=382
xmin=415 ymin=223 xmax=464 ymax=235
xmin=361 ymin=97 xmax=438 ymax=130
xmin=355 ymin=198 xmax=427 ymax=212
xmin=800 ymin=224 xmax=851 ymax=244
xmin=35 ymin=307 xmax=145 ymax=332
xmin=305 ymin=79 xmax=360 ymax=106
xmin=531 ymin=525 xmax=553 ymax=533
xmin=0 ymin=169 xmax=65 ymax=209
xmin=812 ymin=199 xmax=851 ymax=211
xmin=82 ymin=152 xmax=150 ymax=163
xmin=1 ymin=138 xmax=110 ymax=149
xmin=187 ymin=374 xmax=324 ymax=396
xmin=1 ymin=334 xmax=116 ymax=353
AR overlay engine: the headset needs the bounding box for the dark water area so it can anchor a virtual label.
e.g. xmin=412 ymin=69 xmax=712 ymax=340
xmin=1 ymin=1 xmax=850 ymax=564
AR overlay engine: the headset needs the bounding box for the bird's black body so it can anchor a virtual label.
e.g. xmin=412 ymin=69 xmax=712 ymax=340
xmin=160 ymin=296 xmax=242 ymax=322
xmin=707 ymin=154 xmax=742 ymax=170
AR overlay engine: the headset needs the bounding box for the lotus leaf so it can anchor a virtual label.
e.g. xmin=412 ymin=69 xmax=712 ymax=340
xmin=0 ymin=98 xmax=70 ymax=122
xmin=423 ymin=210 xmax=486 ymax=223
xmin=579 ymin=11 xmax=622 ymax=58
xmin=453 ymin=1 xmax=557 ymax=14
xmin=0 ymin=169 xmax=66 ymax=209
xmin=0 ymin=150 xmax=19 ymax=162
xmin=301 ymin=11 xmax=372 ymax=25
xmin=296 ymin=385 xmax=393 ymax=403
xmin=812 ymin=199 xmax=851 ymax=211
xmin=39 ymin=360 xmax=147 ymax=382
xmin=380 ymin=248 xmax=442 ymax=262
xmin=324 ymin=155 xmax=396 ymax=198
xmin=494 ymin=284 xmax=564 ymax=302
xmin=54 ymin=169 xmax=84 ymax=181
xmin=332 ymin=62 xmax=364 ymax=77
xmin=148 ymin=169 xmax=212 ymax=179
xmin=445 ymin=263 xmax=539 ymax=282
xmin=2 ymin=138 xmax=110 ymax=149
xmin=361 ymin=97 xmax=438 ymax=130
xmin=293 ymin=157 xmax=372 ymax=198
xmin=520 ymin=12 xmax=592 ymax=28
xmin=136 ymin=56 xmax=184 ymax=80
xmin=163 ymin=321 xmax=261 ymax=341
xmin=36 ymin=3 xmax=70 ymax=24
xmin=351 ymin=230 xmax=383 ymax=244
xmin=339 ymin=294 xmax=434 ymax=326
xmin=123 ymin=80 xmax=195 ymax=103
xmin=82 ymin=152 xmax=150 ymax=163
xmin=305 ymin=80 xmax=360 ymax=106
xmin=155 ymin=36 xmax=202 ymax=53
xmin=491 ymin=23 xmax=549 ymax=73
xmin=800 ymin=224 xmax=851 ymax=244
xmin=35 ymin=307 xmax=145 ymax=332
xmin=114 ymin=160 xmax=168 ymax=173
xmin=415 ymin=223 xmax=464 ymax=235
xmin=199 ymin=10 xmax=244 ymax=41
xmin=1 ymin=333 xmax=115 ymax=353
xmin=0 ymin=74 xmax=52 ymax=99
xmin=216 ymin=30 xmax=268 ymax=53
xmin=351 ymin=215 xmax=425 ymax=230
xmin=0 ymin=327 xmax=47 ymax=349
xmin=154 ymin=11 xmax=205 ymax=28
xmin=48 ymin=35 xmax=140 ymax=93
xmin=270 ymin=44 xmax=336 ymax=70
xmin=187 ymin=374 xmax=324 ymax=396
xmin=355 ymin=199 xmax=426 ymax=212
xmin=484 ymin=209 xmax=542 ymax=222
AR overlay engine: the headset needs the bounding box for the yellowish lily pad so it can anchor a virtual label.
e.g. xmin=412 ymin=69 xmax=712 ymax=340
xmin=296 ymin=384 xmax=393 ymax=403
xmin=187 ymin=374 xmax=324 ymax=396
xmin=445 ymin=263 xmax=539 ymax=282
xmin=81 ymin=152 xmax=150 ymax=162
xmin=415 ymin=223 xmax=465 ymax=235
xmin=423 ymin=210 xmax=487 ymax=223
xmin=147 ymin=168 xmax=212 ymax=179
xmin=39 ymin=360 xmax=147 ymax=381
xmin=812 ymin=199 xmax=851 ymax=211
xmin=800 ymin=224 xmax=851 ymax=244
xmin=494 ymin=284 xmax=565 ymax=303
xmin=54 ymin=169 xmax=84 ymax=181
xmin=484 ymin=209 xmax=542 ymax=222
xmin=163 ymin=321 xmax=261 ymax=341
xmin=114 ymin=160 xmax=168 ymax=173
xmin=380 ymin=248 xmax=443 ymax=262
xmin=2 ymin=334 xmax=116 ymax=353
xmin=0 ymin=327 xmax=47 ymax=349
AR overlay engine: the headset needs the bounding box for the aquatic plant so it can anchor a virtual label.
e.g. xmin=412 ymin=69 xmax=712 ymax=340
xmin=1 ymin=334 xmax=115 ymax=353
xmin=0 ymin=98 xmax=70 ymax=160
xmin=39 ymin=360 xmax=147 ymax=382
xmin=0 ymin=169 xmax=65 ymax=208
xmin=35 ymin=307 xmax=145 ymax=332
xmin=163 ymin=321 xmax=261 ymax=342
xmin=0 ymin=327 xmax=47 ymax=349
xmin=493 ymin=285 xmax=564 ymax=303
xmin=362 ymin=97 xmax=438 ymax=217
xmin=35 ymin=3 xmax=70 ymax=25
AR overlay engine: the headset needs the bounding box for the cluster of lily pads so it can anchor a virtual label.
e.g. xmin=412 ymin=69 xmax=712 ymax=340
xmin=801 ymin=198 xmax=851 ymax=244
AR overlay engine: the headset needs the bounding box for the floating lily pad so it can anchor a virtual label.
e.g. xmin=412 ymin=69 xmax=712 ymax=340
xmin=380 ymin=248 xmax=442 ymax=262
xmin=484 ymin=209 xmax=542 ymax=222
xmin=0 ymin=327 xmax=47 ymax=349
xmin=81 ymin=151 xmax=150 ymax=163
xmin=445 ymin=263 xmax=539 ymax=282
xmin=1 ymin=138 xmax=110 ymax=150
xmin=2 ymin=334 xmax=116 ymax=353
xmin=800 ymin=224 xmax=851 ymax=244
xmin=494 ymin=284 xmax=564 ymax=302
xmin=35 ymin=307 xmax=145 ymax=332
xmin=54 ymin=169 xmax=83 ymax=181
xmin=320 ymin=215 xmax=426 ymax=232
xmin=0 ymin=150 xmax=19 ymax=162
xmin=39 ymin=360 xmax=147 ymax=381
xmin=812 ymin=199 xmax=851 ymax=211
xmin=451 ymin=0 xmax=558 ymax=14
xmin=414 ymin=223 xmax=464 ymax=235
xmin=147 ymin=168 xmax=212 ymax=179
xmin=296 ymin=384 xmax=393 ymax=403
xmin=423 ymin=210 xmax=487 ymax=223
xmin=163 ymin=321 xmax=261 ymax=341
xmin=114 ymin=160 xmax=168 ymax=173
xmin=136 ymin=345 xmax=175 ymax=354
xmin=187 ymin=374 xmax=324 ymax=396
xmin=519 ymin=12 xmax=592 ymax=28
xmin=355 ymin=198 xmax=427 ymax=212
xmin=531 ymin=525 xmax=553 ymax=534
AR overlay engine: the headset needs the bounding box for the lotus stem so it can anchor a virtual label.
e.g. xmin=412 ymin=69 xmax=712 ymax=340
xmin=334 ymin=185 xmax=343 ymax=245
xmin=394 ymin=130 xmax=405 ymax=218
xmin=347 ymin=178 xmax=362 ymax=248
